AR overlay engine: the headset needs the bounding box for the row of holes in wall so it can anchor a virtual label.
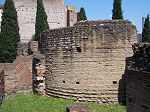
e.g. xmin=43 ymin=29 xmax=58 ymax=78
xmin=62 ymin=81 xmax=118 ymax=85
xmin=63 ymin=81 xmax=79 ymax=84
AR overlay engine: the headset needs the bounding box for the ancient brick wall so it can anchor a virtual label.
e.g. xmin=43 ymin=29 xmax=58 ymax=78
xmin=126 ymin=70 xmax=150 ymax=112
xmin=17 ymin=41 xmax=39 ymax=56
xmin=17 ymin=42 xmax=29 ymax=57
xmin=29 ymin=41 xmax=38 ymax=53
xmin=32 ymin=52 xmax=45 ymax=96
xmin=0 ymin=57 xmax=33 ymax=95
xmin=65 ymin=6 xmax=78 ymax=27
xmin=126 ymin=43 xmax=150 ymax=112
xmin=39 ymin=20 xmax=137 ymax=104
xmin=0 ymin=68 xmax=4 ymax=106
xmin=43 ymin=0 xmax=66 ymax=29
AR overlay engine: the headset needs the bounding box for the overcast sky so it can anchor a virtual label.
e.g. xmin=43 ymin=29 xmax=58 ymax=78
xmin=1 ymin=0 xmax=150 ymax=33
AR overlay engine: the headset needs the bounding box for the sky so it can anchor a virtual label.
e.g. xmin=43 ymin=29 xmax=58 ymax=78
xmin=0 ymin=0 xmax=150 ymax=33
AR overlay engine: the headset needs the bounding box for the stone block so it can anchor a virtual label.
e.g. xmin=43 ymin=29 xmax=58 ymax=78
xmin=66 ymin=103 xmax=90 ymax=112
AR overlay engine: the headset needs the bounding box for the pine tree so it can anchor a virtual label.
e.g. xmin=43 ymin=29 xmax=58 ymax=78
xmin=0 ymin=0 xmax=20 ymax=63
xmin=35 ymin=0 xmax=49 ymax=41
xmin=112 ymin=0 xmax=123 ymax=20
xmin=142 ymin=14 xmax=150 ymax=42
xmin=77 ymin=7 xmax=87 ymax=21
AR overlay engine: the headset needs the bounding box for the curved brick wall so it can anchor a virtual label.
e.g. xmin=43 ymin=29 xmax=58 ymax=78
xmin=39 ymin=20 xmax=137 ymax=104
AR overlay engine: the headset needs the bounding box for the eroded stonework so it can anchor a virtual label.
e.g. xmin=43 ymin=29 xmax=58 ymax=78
xmin=39 ymin=20 xmax=137 ymax=104
xmin=126 ymin=43 xmax=150 ymax=112
xmin=13 ymin=0 xmax=77 ymax=42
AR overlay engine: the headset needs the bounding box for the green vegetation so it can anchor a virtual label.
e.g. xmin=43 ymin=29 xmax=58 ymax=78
xmin=0 ymin=93 xmax=126 ymax=112
xmin=77 ymin=7 xmax=87 ymax=21
xmin=112 ymin=0 xmax=123 ymax=20
xmin=142 ymin=14 xmax=150 ymax=42
xmin=35 ymin=0 xmax=49 ymax=41
xmin=0 ymin=0 xmax=20 ymax=63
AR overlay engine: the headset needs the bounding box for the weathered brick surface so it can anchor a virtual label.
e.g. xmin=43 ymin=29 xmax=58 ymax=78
xmin=126 ymin=43 xmax=150 ymax=112
xmin=0 ymin=57 xmax=33 ymax=95
xmin=39 ymin=20 xmax=137 ymax=104
xmin=32 ymin=52 xmax=46 ymax=96
xmin=0 ymin=68 xmax=4 ymax=106
xmin=29 ymin=41 xmax=39 ymax=54
xmin=17 ymin=41 xmax=39 ymax=56
xmin=66 ymin=103 xmax=90 ymax=112
xmin=17 ymin=42 xmax=29 ymax=57
xmin=126 ymin=70 xmax=150 ymax=112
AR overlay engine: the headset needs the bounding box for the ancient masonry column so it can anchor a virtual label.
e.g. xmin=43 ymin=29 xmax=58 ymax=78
xmin=32 ymin=52 xmax=46 ymax=96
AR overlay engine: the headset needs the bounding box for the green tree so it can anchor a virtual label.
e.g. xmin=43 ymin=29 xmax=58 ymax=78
xmin=0 ymin=0 xmax=20 ymax=63
xmin=112 ymin=0 xmax=123 ymax=20
xmin=77 ymin=7 xmax=87 ymax=21
xmin=142 ymin=14 xmax=150 ymax=42
xmin=35 ymin=0 xmax=49 ymax=41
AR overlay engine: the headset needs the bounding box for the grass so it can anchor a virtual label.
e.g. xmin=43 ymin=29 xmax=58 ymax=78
xmin=0 ymin=93 xmax=126 ymax=112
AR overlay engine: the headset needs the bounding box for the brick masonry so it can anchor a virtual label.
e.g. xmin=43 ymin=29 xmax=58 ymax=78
xmin=0 ymin=56 xmax=33 ymax=95
xmin=126 ymin=43 xmax=150 ymax=112
xmin=0 ymin=68 xmax=4 ymax=106
xmin=126 ymin=70 xmax=150 ymax=112
xmin=39 ymin=20 xmax=137 ymax=104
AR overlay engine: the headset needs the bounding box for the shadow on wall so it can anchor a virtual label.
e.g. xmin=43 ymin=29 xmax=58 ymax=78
xmin=118 ymin=57 xmax=132 ymax=105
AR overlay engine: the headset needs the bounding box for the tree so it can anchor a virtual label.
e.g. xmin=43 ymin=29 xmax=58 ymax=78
xmin=35 ymin=0 xmax=49 ymax=41
xmin=0 ymin=0 xmax=20 ymax=63
xmin=112 ymin=0 xmax=123 ymax=20
xmin=77 ymin=7 xmax=87 ymax=21
xmin=142 ymin=14 xmax=150 ymax=42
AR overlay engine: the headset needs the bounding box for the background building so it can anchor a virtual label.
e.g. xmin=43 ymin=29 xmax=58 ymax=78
xmin=0 ymin=5 xmax=3 ymax=31
xmin=13 ymin=0 xmax=77 ymax=42
xmin=0 ymin=0 xmax=77 ymax=42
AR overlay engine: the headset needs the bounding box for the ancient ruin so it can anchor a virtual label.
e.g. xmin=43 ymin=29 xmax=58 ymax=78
xmin=126 ymin=43 xmax=150 ymax=112
xmin=13 ymin=0 xmax=77 ymax=42
xmin=1 ymin=19 xmax=150 ymax=111
xmin=0 ymin=0 xmax=149 ymax=111
xmin=39 ymin=20 xmax=137 ymax=104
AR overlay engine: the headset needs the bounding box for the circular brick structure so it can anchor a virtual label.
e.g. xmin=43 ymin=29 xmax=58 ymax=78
xmin=39 ymin=20 xmax=137 ymax=104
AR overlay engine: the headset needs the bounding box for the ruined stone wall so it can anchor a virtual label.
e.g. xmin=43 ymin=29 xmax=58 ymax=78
xmin=126 ymin=70 xmax=150 ymax=112
xmin=39 ymin=20 xmax=137 ymax=104
xmin=0 ymin=57 xmax=33 ymax=95
xmin=65 ymin=6 xmax=78 ymax=27
xmin=126 ymin=43 xmax=150 ymax=112
xmin=17 ymin=41 xmax=39 ymax=57
xmin=0 ymin=68 xmax=4 ymax=106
